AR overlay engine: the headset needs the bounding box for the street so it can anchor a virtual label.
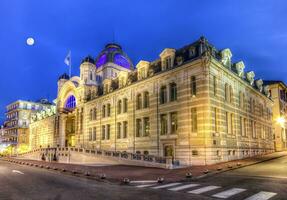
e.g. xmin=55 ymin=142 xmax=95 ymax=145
xmin=0 ymin=160 xmax=212 ymax=200
xmin=1 ymin=155 xmax=287 ymax=200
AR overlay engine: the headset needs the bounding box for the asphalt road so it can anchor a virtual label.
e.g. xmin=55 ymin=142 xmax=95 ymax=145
xmin=0 ymin=160 xmax=212 ymax=200
xmin=1 ymin=155 xmax=287 ymax=200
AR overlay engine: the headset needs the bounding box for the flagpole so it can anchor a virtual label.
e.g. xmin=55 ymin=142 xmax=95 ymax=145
xmin=69 ymin=51 xmax=72 ymax=78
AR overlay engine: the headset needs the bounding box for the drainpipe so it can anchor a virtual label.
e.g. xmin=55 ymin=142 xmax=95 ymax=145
xmin=115 ymin=98 xmax=117 ymax=152
xmin=157 ymin=86 xmax=160 ymax=156
xmin=133 ymin=92 xmax=136 ymax=153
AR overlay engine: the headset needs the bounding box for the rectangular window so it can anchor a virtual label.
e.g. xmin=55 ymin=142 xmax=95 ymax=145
xmin=143 ymin=117 xmax=150 ymax=136
xmin=191 ymin=76 xmax=197 ymax=96
xmin=213 ymin=107 xmax=218 ymax=132
xmin=171 ymin=112 xmax=177 ymax=134
xmin=213 ymin=75 xmax=217 ymax=96
xmin=102 ymin=105 xmax=106 ymax=118
xmin=89 ymin=128 xmax=92 ymax=141
xmin=93 ymin=127 xmax=96 ymax=141
xmin=230 ymin=113 xmax=234 ymax=134
xmin=117 ymin=122 xmax=121 ymax=139
xmin=107 ymin=104 xmax=111 ymax=117
xmin=170 ymin=83 xmax=177 ymax=102
xmin=123 ymin=98 xmax=128 ymax=113
xmin=191 ymin=108 xmax=197 ymax=132
xmin=136 ymin=119 xmax=142 ymax=137
xmin=240 ymin=116 xmax=243 ymax=136
xmin=102 ymin=125 xmax=105 ymax=140
xmin=137 ymin=94 xmax=142 ymax=109
xmin=107 ymin=124 xmax=110 ymax=140
xmin=123 ymin=121 xmax=128 ymax=138
xmin=143 ymin=92 xmax=149 ymax=108
xmin=225 ymin=112 xmax=229 ymax=133
xmin=251 ymin=120 xmax=256 ymax=138
xmin=160 ymin=114 xmax=168 ymax=135
xmin=244 ymin=118 xmax=247 ymax=137
xmin=160 ymin=86 xmax=167 ymax=104
xmin=89 ymin=109 xmax=93 ymax=121
xmin=93 ymin=108 xmax=97 ymax=120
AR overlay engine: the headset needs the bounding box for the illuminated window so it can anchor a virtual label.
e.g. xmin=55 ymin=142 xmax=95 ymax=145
xmin=171 ymin=112 xmax=177 ymax=134
xmin=143 ymin=117 xmax=150 ymax=136
xmin=65 ymin=95 xmax=76 ymax=109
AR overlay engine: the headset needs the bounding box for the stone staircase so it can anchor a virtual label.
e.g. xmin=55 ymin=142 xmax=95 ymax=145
xmin=16 ymin=147 xmax=177 ymax=169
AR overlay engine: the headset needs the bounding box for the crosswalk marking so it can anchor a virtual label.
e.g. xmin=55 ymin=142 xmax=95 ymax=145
xmin=244 ymin=191 xmax=277 ymax=200
xmin=212 ymin=188 xmax=246 ymax=199
xmin=168 ymin=183 xmax=200 ymax=191
xmin=136 ymin=184 xmax=157 ymax=188
xmin=151 ymin=183 xmax=182 ymax=189
xmin=188 ymin=186 xmax=221 ymax=194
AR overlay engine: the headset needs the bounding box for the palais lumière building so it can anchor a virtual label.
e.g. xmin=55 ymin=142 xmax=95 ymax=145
xmin=29 ymin=37 xmax=274 ymax=165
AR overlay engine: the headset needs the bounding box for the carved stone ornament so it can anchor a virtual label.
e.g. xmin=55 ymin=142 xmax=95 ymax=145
xmin=246 ymin=71 xmax=255 ymax=85
xmin=235 ymin=61 xmax=245 ymax=77
xmin=255 ymin=79 xmax=263 ymax=92
xmin=220 ymin=48 xmax=232 ymax=68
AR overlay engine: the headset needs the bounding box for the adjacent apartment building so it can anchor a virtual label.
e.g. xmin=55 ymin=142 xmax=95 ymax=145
xmin=29 ymin=37 xmax=274 ymax=165
xmin=3 ymin=99 xmax=53 ymax=152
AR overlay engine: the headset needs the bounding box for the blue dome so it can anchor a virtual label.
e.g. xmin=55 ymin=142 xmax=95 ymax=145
xmin=95 ymin=43 xmax=134 ymax=70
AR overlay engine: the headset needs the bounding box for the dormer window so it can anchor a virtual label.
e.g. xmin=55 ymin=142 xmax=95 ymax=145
xmin=189 ymin=47 xmax=196 ymax=57
xmin=166 ymin=57 xmax=173 ymax=69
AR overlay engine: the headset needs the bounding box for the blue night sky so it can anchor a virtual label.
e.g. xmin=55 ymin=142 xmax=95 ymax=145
xmin=0 ymin=0 xmax=287 ymax=123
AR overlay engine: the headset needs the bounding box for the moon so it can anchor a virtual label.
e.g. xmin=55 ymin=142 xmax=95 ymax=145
xmin=26 ymin=37 xmax=35 ymax=46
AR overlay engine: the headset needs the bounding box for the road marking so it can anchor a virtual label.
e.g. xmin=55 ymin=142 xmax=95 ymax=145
xmin=188 ymin=186 xmax=221 ymax=194
xmin=151 ymin=183 xmax=182 ymax=189
xmin=212 ymin=188 xmax=246 ymax=199
xmin=136 ymin=184 xmax=157 ymax=188
xmin=12 ymin=170 xmax=24 ymax=175
xmin=168 ymin=183 xmax=200 ymax=191
xmin=244 ymin=191 xmax=277 ymax=200
xmin=131 ymin=180 xmax=158 ymax=184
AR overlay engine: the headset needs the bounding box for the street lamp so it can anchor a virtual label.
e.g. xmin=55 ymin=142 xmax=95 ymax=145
xmin=276 ymin=116 xmax=285 ymax=128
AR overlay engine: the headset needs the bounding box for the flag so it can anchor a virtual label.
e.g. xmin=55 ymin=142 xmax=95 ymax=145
xmin=64 ymin=51 xmax=71 ymax=66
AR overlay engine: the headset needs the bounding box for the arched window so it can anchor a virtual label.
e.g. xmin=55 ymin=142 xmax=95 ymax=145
xmin=65 ymin=95 xmax=76 ymax=109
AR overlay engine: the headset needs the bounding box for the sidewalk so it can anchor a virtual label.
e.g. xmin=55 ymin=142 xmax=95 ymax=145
xmin=3 ymin=151 xmax=287 ymax=183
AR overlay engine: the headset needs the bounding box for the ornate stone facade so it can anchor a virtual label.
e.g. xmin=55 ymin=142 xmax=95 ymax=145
xmin=29 ymin=38 xmax=274 ymax=165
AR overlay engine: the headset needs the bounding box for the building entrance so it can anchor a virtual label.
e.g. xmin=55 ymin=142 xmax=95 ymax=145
xmin=65 ymin=116 xmax=75 ymax=147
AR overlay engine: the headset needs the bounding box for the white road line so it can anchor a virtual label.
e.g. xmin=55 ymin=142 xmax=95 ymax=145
xmin=12 ymin=170 xmax=24 ymax=175
xmin=168 ymin=183 xmax=200 ymax=191
xmin=212 ymin=188 xmax=246 ymax=199
xmin=188 ymin=186 xmax=221 ymax=194
xmin=136 ymin=184 xmax=157 ymax=188
xmin=151 ymin=183 xmax=182 ymax=189
xmin=244 ymin=191 xmax=277 ymax=200
xmin=130 ymin=180 xmax=158 ymax=184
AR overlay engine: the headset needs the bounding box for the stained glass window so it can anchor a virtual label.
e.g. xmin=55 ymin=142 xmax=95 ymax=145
xmin=65 ymin=95 xmax=76 ymax=109
xmin=96 ymin=53 xmax=107 ymax=67
xmin=114 ymin=53 xmax=130 ymax=69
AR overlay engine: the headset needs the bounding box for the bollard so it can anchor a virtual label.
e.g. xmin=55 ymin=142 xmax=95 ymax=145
xmin=122 ymin=178 xmax=130 ymax=184
xmin=157 ymin=177 xmax=164 ymax=183
xmin=186 ymin=172 xmax=193 ymax=179
xmin=100 ymin=174 xmax=106 ymax=179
